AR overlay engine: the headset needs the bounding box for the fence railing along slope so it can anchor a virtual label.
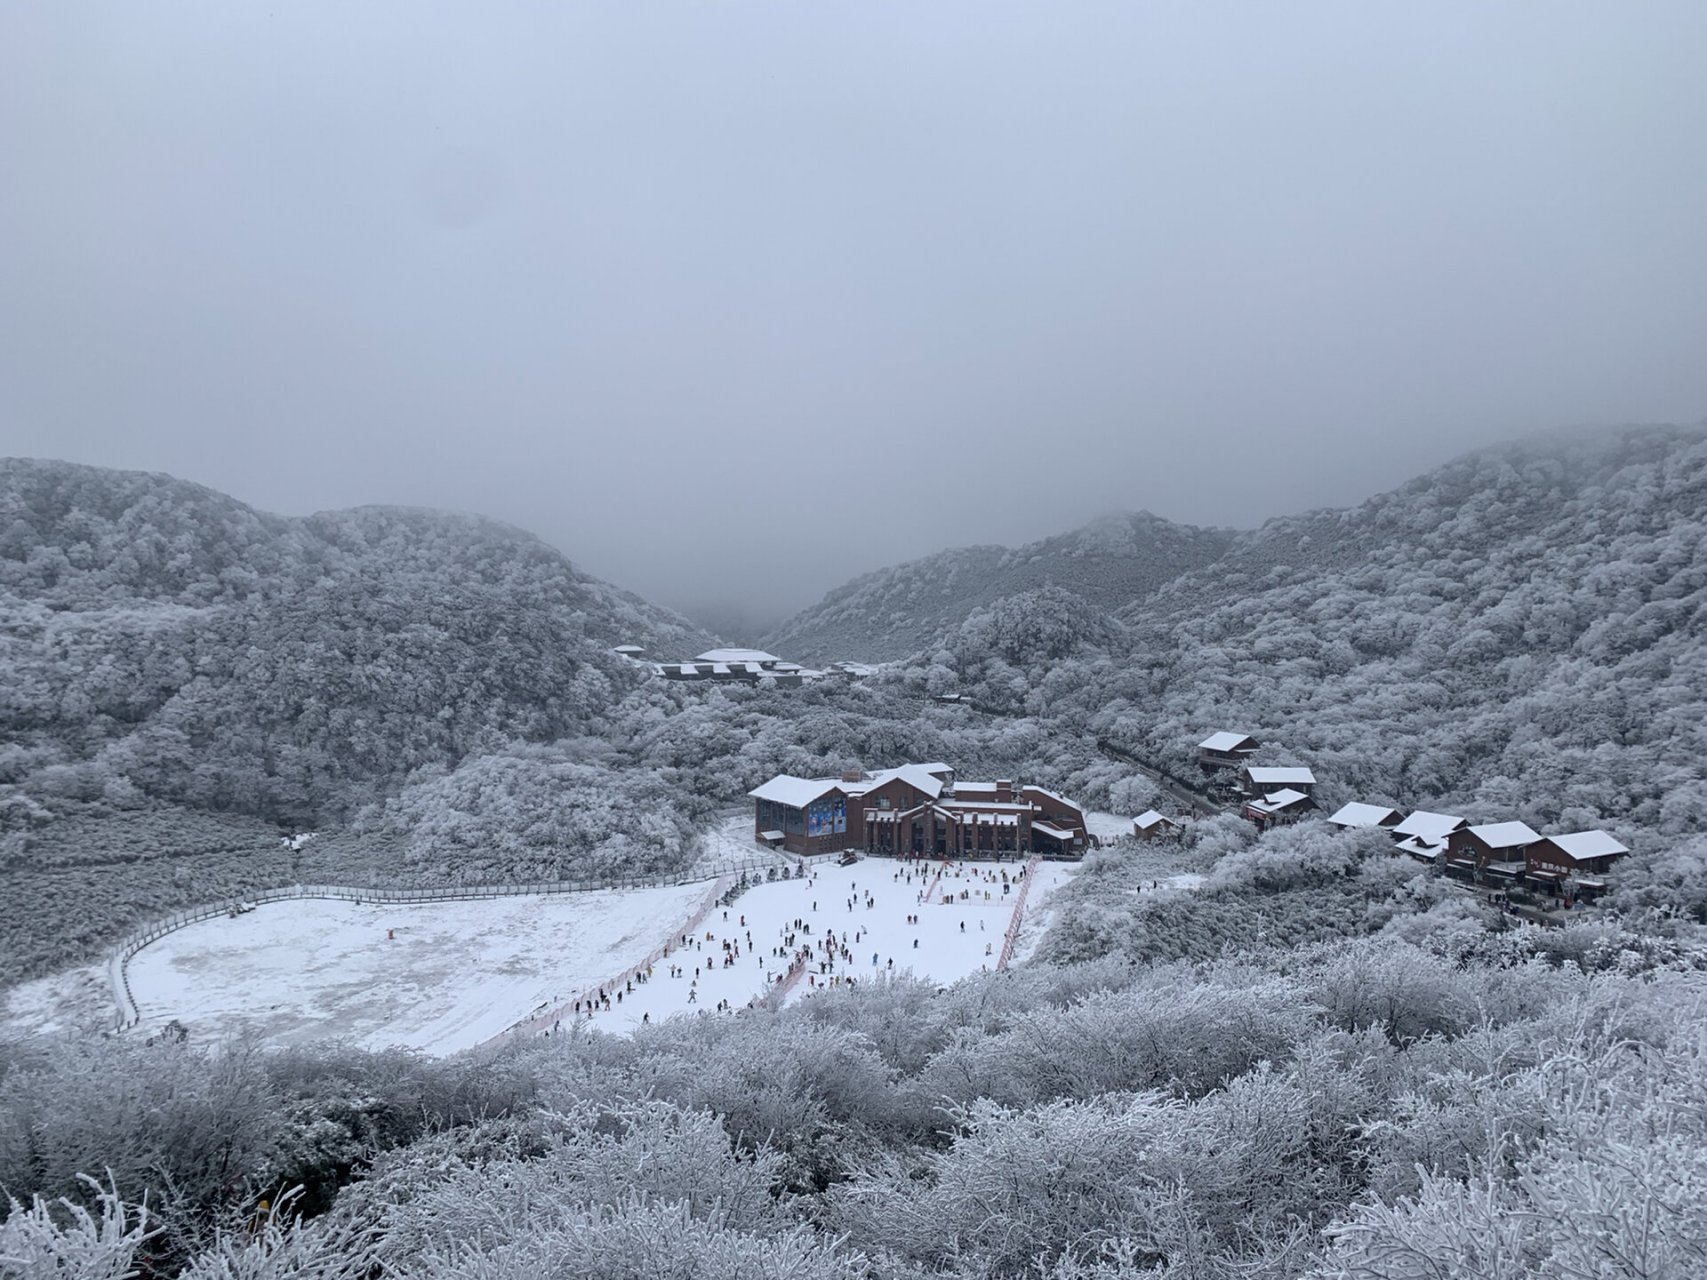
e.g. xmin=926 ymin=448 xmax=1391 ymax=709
xmin=107 ymin=855 xmax=780 ymax=1032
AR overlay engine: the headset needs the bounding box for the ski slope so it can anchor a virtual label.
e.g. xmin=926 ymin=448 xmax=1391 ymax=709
xmin=575 ymin=857 xmax=1075 ymax=1034
xmin=123 ymin=857 xmax=1077 ymax=1053
xmin=125 ymin=882 xmax=709 ymax=1053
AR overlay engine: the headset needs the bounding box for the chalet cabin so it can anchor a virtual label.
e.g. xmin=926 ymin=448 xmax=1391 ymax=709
xmin=1242 ymin=788 xmax=1314 ymax=830
xmin=1390 ymin=811 xmax=1466 ymax=863
xmin=1133 ymin=809 xmax=1183 ymax=841
xmin=1525 ymin=830 xmax=1630 ymax=900
xmin=1238 ymin=766 xmax=1316 ymax=798
xmin=1447 ymin=821 xmax=1541 ymax=867
xmin=1198 ymin=732 xmax=1260 ymax=772
xmin=1326 ymin=802 xmax=1403 ymax=831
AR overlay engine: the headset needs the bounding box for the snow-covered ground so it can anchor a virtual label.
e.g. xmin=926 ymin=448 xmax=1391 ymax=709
xmin=574 ymin=857 xmax=1073 ymax=1035
xmin=1 ymin=964 xmax=112 ymax=1039
xmin=1085 ymin=810 xmax=1136 ymax=843
xmin=116 ymin=855 xmax=1077 ymax=1053
xmin=684 ymin=809 xmax=793 ymax=879
xmin=125 ymin=883 xmax=710 ymax=1053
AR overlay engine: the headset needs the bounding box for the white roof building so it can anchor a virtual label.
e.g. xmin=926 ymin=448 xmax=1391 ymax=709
xmin=1543 ymin=831 xmax=1631 ymax=862
xmin=1463 ymin=821 xmax=1542 ymax=850
xmin=1200 ymin=732 xmax=1258 ymax=753
xmin=696 ymin=648 xmax=783 ymax=665
xmin=1133 ymin=809 xmax=1181 ymax=832
xmin=1327 ymin=802 xmax=1403 ymax=829
xmin=1245 ymin=766 xmax=1317 ymax=788
xmin=1249 ymin=788 xmax=1311 ymax=815
xmin=748 ymin=776 xmax=844 ymax=809
xmin=1393 ymin=810 xmax=1466 ymax=842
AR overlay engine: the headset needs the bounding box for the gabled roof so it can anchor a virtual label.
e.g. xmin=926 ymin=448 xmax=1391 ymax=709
xmin=697 ymin=648 xmax=782 ymax=664
xmin=915 ymin=761 xmax=953 ymax=777
xmin=1033 ymin=821 xmax=1078 ymax=841
xmin=1024 ymin=785 xmax=1083 ymax=813
xmin=1134 ymin=809 xmax=1181 ymax=830
xmin=1245 ymin=766 xmax=1316 ymax=787
xmin=1393 ymin=810 xmax=1465 ymax=841
xmin=1328 ymin=802 xmax=1403 ymax=829
xmin=1544 ymin=830 xmax=1631 ymax=861
xmin=1395 ymin=835 xmax=1445 ymax=859
xmin=1464 ymin=821 xmax=1541 ymax=849
xmin=748 ymin=775 xmax=844 ymax=809
xmin=865 ymin=764 xmax=946 ymax=799
xmin=1250 ymin=788 xmax=1310 ymax=813
xmin=1200 ymin=732 xmax=1257 ymax=753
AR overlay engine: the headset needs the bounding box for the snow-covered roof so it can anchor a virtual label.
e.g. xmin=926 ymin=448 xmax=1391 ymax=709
xmin=612 ymin=644 xmax=645 ymax=654
xmin=953 ymin=781 xmax=1000 ymax=793
xmin=916 ymin=762 xmax=953 ymax=777
xmin=1024 ymin=786 xmax=1082 ymax=813
xmin=748 ymin=775 xmax=843 ymax=809
xmin=1200 ymin=732 xmax=1256 ymax=753
xmin=1328 ymin=802 xmax=1402 ymax=829
xmin=1252 ymin=788 xmax=1310 ymax=812
xmin=696 ymin=648 xmax=782 ymax=664
xmin=865 ymin=764 xmax=946 ymax=799
xmin=711 ymin=663 xmax=731 ymax=675
xmin=1465 ymin=821 xmax=1541 ymax=849
xmin=1133 ymin=809 xmax=1180 ymax=830
xmin=1033 ymin=821 xmax=1078 ymax=841
xmin=942 ymin=800 xmax=1033 ymax=813
xmin=1246 ymin=767 xmax=1316 ymax=787
xmin=1393 ymin=810 xmax=1465 ymax=840
xmin=675 ymin=663 xmax=700 ymax=676
xmin=1395 ymin=836 xmax=1445 ymax=859
xmin=758 ymin=829 xmax=784 ymax=841
xmin=1544 ymin=830 xmax=1630 ymax=861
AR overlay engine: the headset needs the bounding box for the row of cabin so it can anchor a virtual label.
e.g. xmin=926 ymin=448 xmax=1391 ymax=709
xmin=1196 ymin=733 xmax=1323 ymax=828
xmin=1326 ymin=803 xmax=1629 ymax=901
xmin=644 ymin=648 xmax=874 ymax=686
xmin=1198 ymin=730 xmax=1630 ymax=900
xmin=750 ymin=763 xmax=1090 ymax=859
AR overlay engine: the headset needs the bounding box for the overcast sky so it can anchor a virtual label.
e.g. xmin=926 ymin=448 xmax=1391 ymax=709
xmin=3 ymin=3 xmax=1705 ymax=625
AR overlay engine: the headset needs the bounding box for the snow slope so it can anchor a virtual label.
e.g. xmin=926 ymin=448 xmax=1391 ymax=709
xmin=122 ymin=858 xmax=1077 ymax=1053
xmin=125 ymin=883 xmax=708 ymax=1053
xmin=574 ymin=857 xmax=1074 ymax=1035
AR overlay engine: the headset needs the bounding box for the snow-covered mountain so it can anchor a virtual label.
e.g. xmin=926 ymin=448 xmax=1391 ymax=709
xmin=761 ymin=511 xmax=1235 ymax=663
xmin=0 ymin=459 xmax=714 ymax=824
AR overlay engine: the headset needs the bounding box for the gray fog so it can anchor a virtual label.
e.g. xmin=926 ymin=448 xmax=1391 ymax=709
xmin=3 ymin=3 xmax=1704 ymax=626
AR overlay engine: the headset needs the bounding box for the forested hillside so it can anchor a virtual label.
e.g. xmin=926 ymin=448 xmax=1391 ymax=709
xmin=762 ymin=512 xmax=1233 ymax=663
xmin=895 ymin=426 xmax=1707 ymax=839
xmin=0 ymin=460 xmax=712 ymax=821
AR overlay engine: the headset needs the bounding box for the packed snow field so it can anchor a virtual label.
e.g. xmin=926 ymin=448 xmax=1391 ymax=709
xmin=122 ymin=857 xmax=1080 ymax=1051
xmin=574 ymin=857 xmax=1077 ymax=1034
xmin=126 ymin=883 xmax=711 ymax=1053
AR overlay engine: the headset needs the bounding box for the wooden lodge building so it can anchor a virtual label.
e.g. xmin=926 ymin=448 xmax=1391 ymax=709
xmin=750 ymin=764 xmax=1089 ymax=859
xmin=1198 ymin=732 xmax=1260 ymax=775
xmin=1133 ymin=809 xmax=1184 ymax=841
